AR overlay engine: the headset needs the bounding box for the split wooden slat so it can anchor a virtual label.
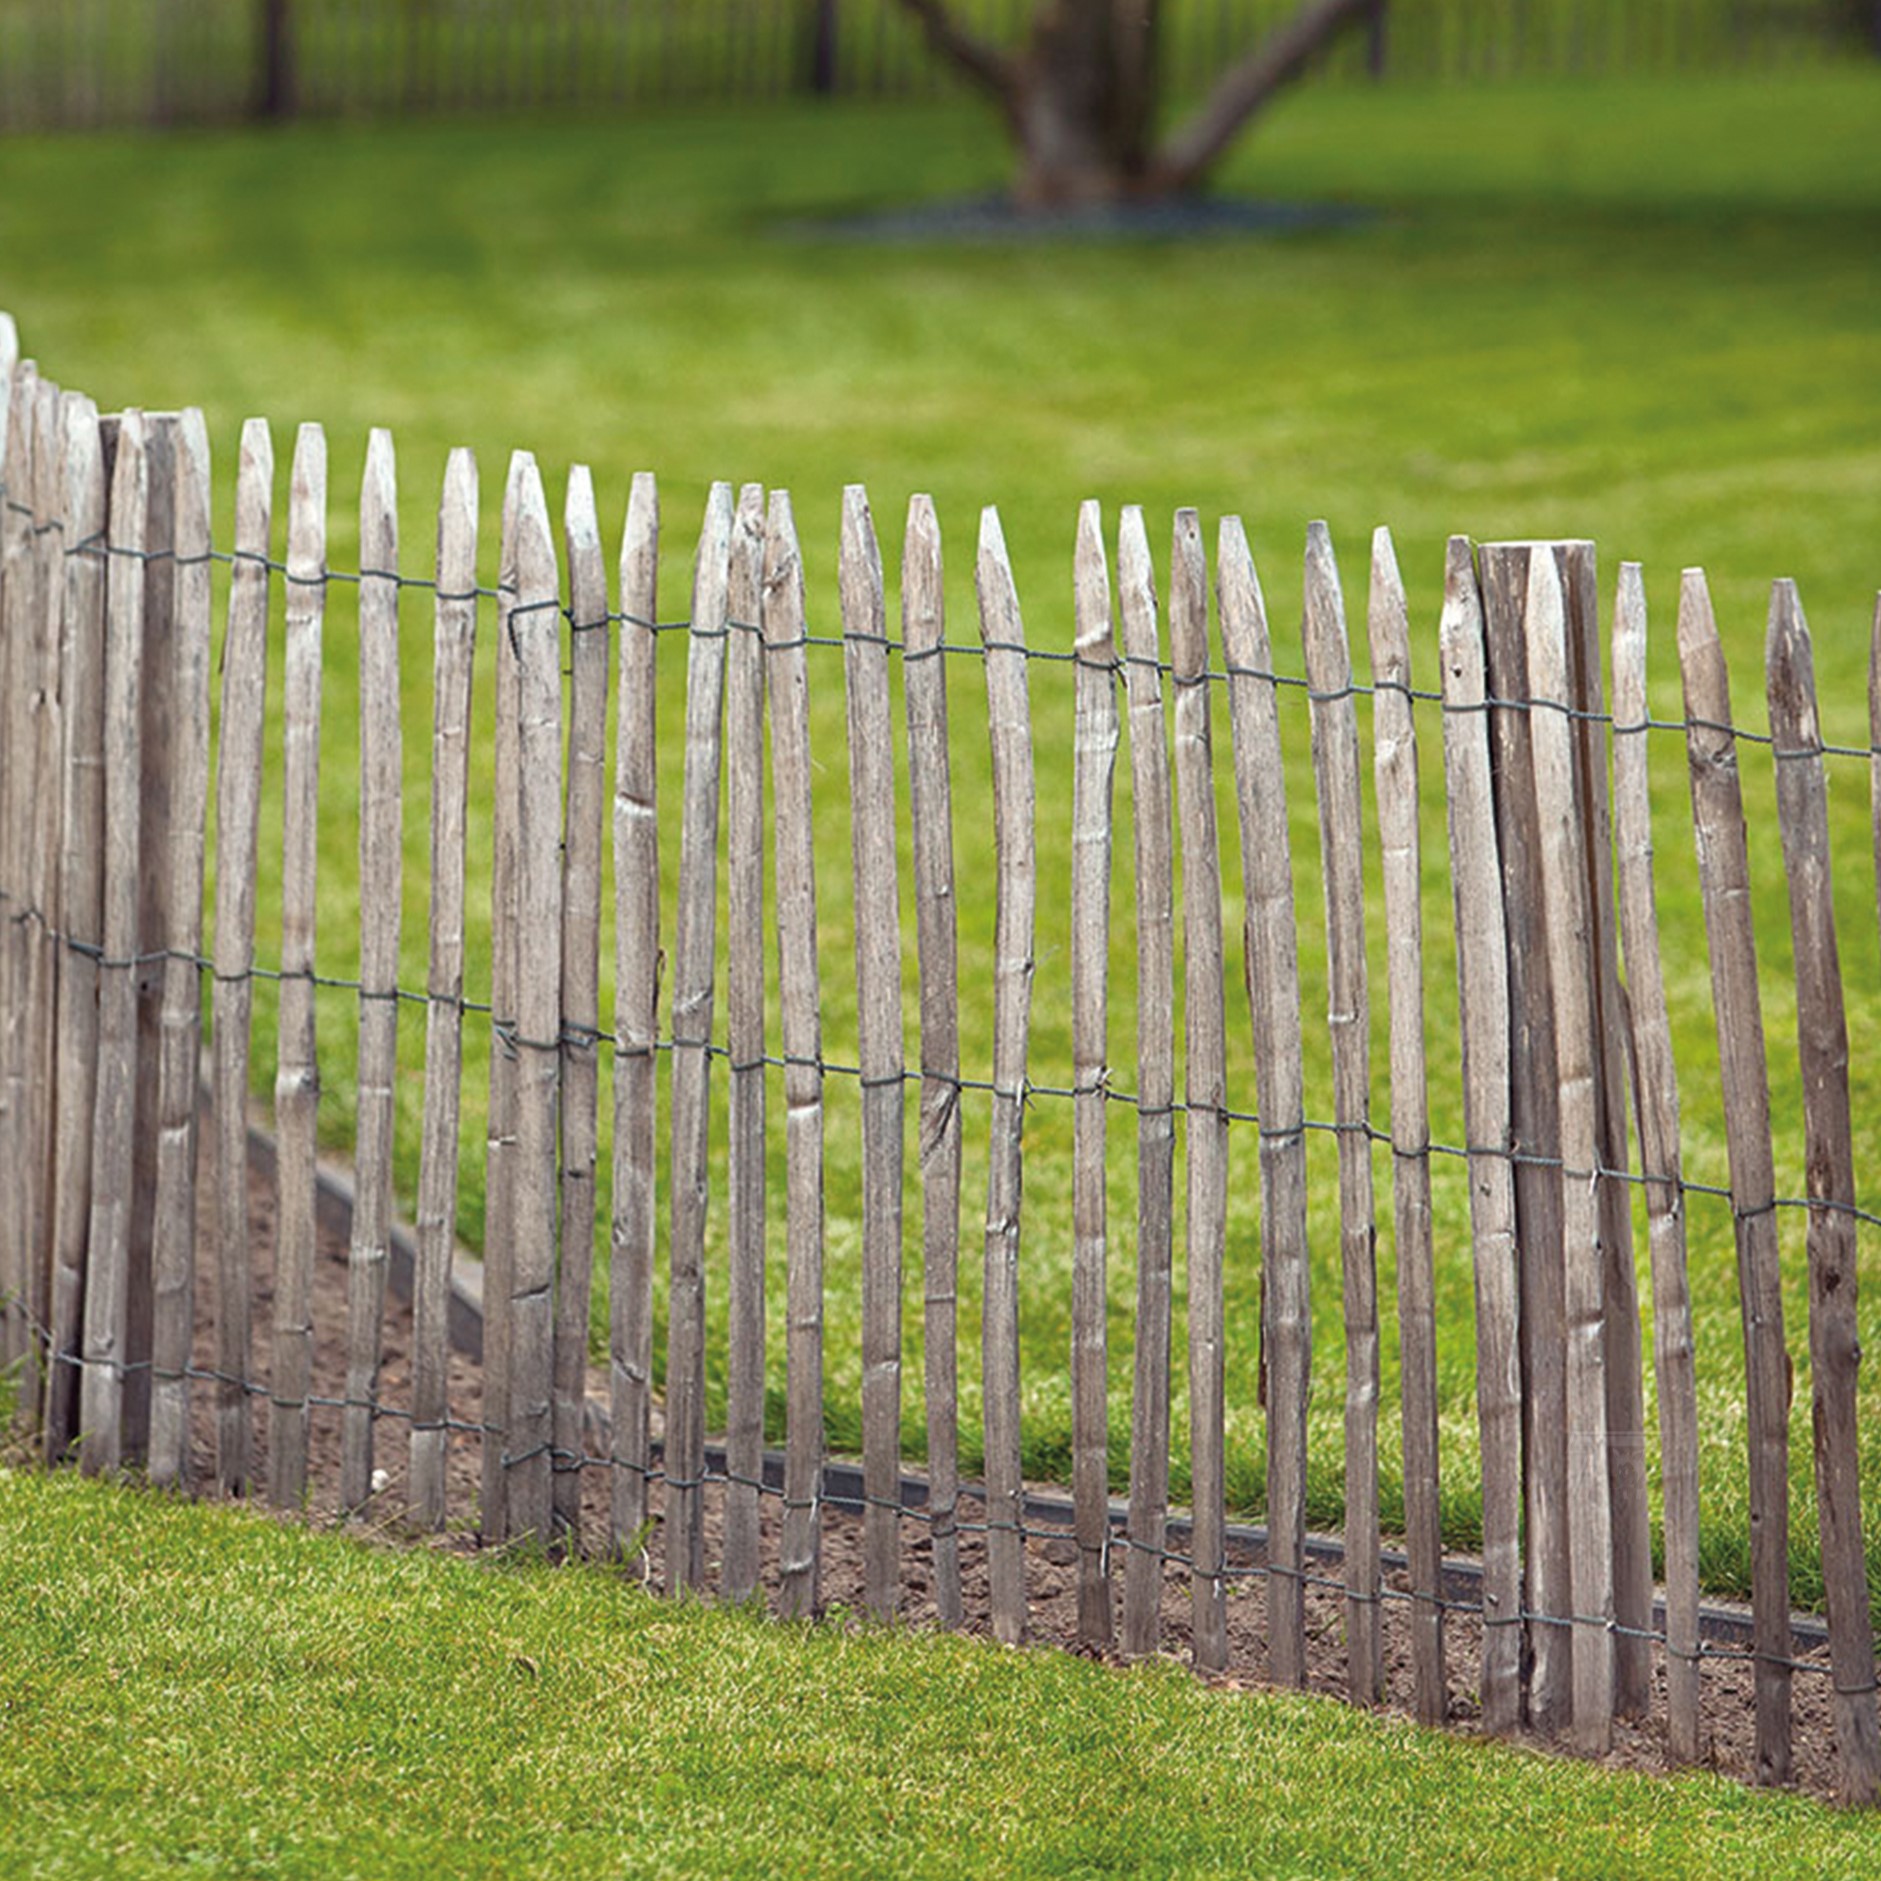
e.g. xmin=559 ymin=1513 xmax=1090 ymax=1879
xmin=1303 ymin=521 xmax=1382 ymax=1705
xmin=0 ymin=358 xmax=30 ymax=1382
xmin=903 ymin=493 xmax=962 ymax=1629
xmin=1117 ymin=505 xmax=1174 ymax=1661
xmin=342 ymin=428 xmax=403 ymax=1514
xmin=610 ymin=471 xmax=660 ymax=1565
xmin=79 ymin=406 xmax=144 ymax=1472
xmin=1068 ymin=498 xmax=1117 ymax=1650
xmin=1438 ymin=536 xmax=1523 ymax=1735
xmin=1767 ymin=580 xmax=1881 ymax=1808
xmin=1171 ymin=509 xmax=1228 ymax=1675
xmin=45 ymin=394 xmax=105 ymax=1462
xmin=411 ymin=446 xmax=478 ymax=1530
xmin=666 ymin=480 xmax=733 ymax=1593
xmin=1524 ymin=546 xmax=1615 ymax=1755
xmin=1218 ymin=517 xmax=1310 ymax=1689
xmin=1477 ymin=540 xmax=1569 ymax=1732
xmin=843 ymin=484 xmax=905 ymax=1620
xmin=504 ymin=454 xmax=564 ymax=1547
xmin=480 ymin=454 xmax=525 ymax=1544
xmin=764 ymin=490 xmax=824 ymax=1619
xmin=209 ymin=418 xmax=272 ymax=1495
xmin=148 ymin=408 xmax=211 ymax=1490
xmin=1610 ymin=563 xmax=1703 ymax=1766
xmin=1366 ymin=525 xmax=1444 ymax=1726
xmin=271 ymin=422 xmax=326 ymax=1512
xmin=1559 ymin=544 xmax=1652 ymax=1721
xmin=1678 ymin=565 xmax=1791 ymax=1788
xmin=20 ymin=373 xmax=63 ymax=1431
xmin=976 ymin=505 xmax=1036 ymax=1649
xmin=554 ymin=464 xmax=608 ymax=1549
xmin=722 ymin=479 xmax=767 ymax=1602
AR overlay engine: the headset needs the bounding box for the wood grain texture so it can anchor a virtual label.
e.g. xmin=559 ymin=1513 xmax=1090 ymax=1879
xmin=903 ymin=492 xmax=962 ymax=1629
xmin=272 ymin=422 xmax=326 ymax=1511
xmin=0 ymin=359 xmax=30 ymax=1382
xmin=555 ymin=463 xmax=609 ymax=1549
xmin=666 ymin=481 xmax=733 ymax=1592
xmin=1438 ymin=536 xmax=1523 ymax=1734
xmin=1768 ymin=580 xmax=1880 ymax=1808
xmin=147 ymin=407 xmax=211 ymax=1489
xmin=79 ymin=406 xmax=144 ymax=1474
xmin=610 ymin=471 xmax=660 ymax=1564
xmin=1678 ymin=565 xmax=1791 ymax=1788
xmin=764 ymin=490 xmax=824 ymax=1619
xmin=1069 ymin=498 xmax=1117 ymax=1649
xmin=1366 ymin=525 xmax=1444 ymax=1726
xmin=1523 ymin=546 xmax=1614 ymax=1755
xmin=843 ymin=484 xmax=905 ymax=1621
xmin=45 ymin=393 xmax=105 ymax=1463
xmin=1303 ymin=520 xmax=1381 ymax=1706
xmin=1217 ymin=516 xmax=1309 ymax=1689
xmin=723 ymin=479 xmax=767 ymax=1602
xmin=211 ymin=417 xmax=272 ymax=1497
xmin=1477 ymin=540 xmax=1568 ymax=1734
xmin=505 ymin=454 xmax=564 ymax=1547
xmin=976 ymin=504 xmax=1035 ymax=1649
xmin=1610 ymin=563 xmax=1703 ymax=1766
xmin=1171 ymin=509 xmax=1228 ymax=1675
xmin=1117 ymin=504 xmax=1174 ymax=1661
xmin=411 ymin=446 xmax=478 ymax=1529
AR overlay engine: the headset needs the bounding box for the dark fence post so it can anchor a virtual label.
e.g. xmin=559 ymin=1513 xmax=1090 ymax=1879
xmin=806 ymin=0 xmax=839 ymax=94
xmin=1367 ymin=0 xmax=1388 ymax=77
xmin=257 ymin=0 xmax=298 ymax=119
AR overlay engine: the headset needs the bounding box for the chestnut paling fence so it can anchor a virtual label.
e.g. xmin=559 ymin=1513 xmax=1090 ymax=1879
xmin=2 ymin=319 xmax=1879 ymax=1801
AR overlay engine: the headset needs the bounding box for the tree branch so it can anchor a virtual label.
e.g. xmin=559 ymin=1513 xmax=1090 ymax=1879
xmin=1151 ymin=0 xmax=1377 ymax=194
xmin=893 ymin=0 xmax=1020 ymax=104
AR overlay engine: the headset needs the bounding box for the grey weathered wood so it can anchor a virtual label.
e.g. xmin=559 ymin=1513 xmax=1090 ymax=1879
xmin=20 ymin=373 xmax=63 ymax=1432
xmin=667 ymin=480 xmax=733 ymax=1594
xmin=904 ymin=494 xmax=962 ymax=1629
xmin=271 ymin=422 xmax=326 ymax=1512
xmin=1217 ymin=516 xmax=1310 ymax=1690
xmin=1872 ymin=592 xmax=1881 ymax=979
xmin=610 ymin=471 xmax=660 ymax=1565
xmin=1303 ymin=520 xmax=1381 ymax=1706
xmin=1117 ymin=504 xmax=1174 ymax=1661
xmin=722 ymin=479 xmax=767 ymax=1602
xmin=1678 ymin=565 xmax=1791 ymax=1787
xmin=763 ymin=489 xmax=823 ymax=1619
xmin=976 ymin=504 xmax=1035 ymax=1649
xmin=1068 ymin=498 xmax=1116 ymax=1649
xmin=0 ymin=358 xmax=31 ymax=1383
xmin=1476 ymin=539 xmax=1568 ymax=1735
xmin=1171 ymin=508 xmax=1228 ymax=1676
xmin=411 ymin=446 xmax=478 ymax=1530
xmin=843 ymin=484 xmax=905 ymax=1621
xmin=147 ymin=407 xmax=211 ymax=1490
xmin=79 ymin=406 xmax=144 ymax=1473
xmin=1610 ymin=563 xmax=1702 ymax=1767
xmin=480 ymin=453 xmax=524 ymax=1544
xmin=1524 ymin=546 xmax=1614 ymax=1755
xmin=1366 ymin=525 xmax=1444 ymax=1726
xmin=342 ymin=428 xmax=404 ymax=1514
xmin=504 ymin=454 xmax=564 ymax=1548
xmin=45 ymin=394 xmax=105 ymax=1463
xmin=554 ymin=463 xmax=608 ymax=1550
xmin=144 ymin=408 xmax=209 ymax=1482
xmin=1768 ymin=580 xmax=1881 ymax=1809
xmin=210 ymin=418 xmax=272 ymax=1496
xmin=1438 ymin=536 xmax=1523 ymax=1734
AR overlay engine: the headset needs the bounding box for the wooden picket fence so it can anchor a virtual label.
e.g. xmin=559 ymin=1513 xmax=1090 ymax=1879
xmin=2 ymin=320 xmax=1880 ymax=1803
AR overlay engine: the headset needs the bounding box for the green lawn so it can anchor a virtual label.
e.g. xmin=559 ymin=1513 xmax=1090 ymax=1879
xmin=4 ymin=1465 xmax=1879 ymax=1878
xmin=2 ymin=72 xmax=1880 ymax=1601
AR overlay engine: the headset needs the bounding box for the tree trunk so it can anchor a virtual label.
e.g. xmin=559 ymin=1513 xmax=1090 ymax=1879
xmin=1011 ymin=0 xmax=1161 ymax=207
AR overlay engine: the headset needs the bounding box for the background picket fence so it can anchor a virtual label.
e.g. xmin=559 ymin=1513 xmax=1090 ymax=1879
xmin=2 ymin=318 xmax=1880 ymax=1801
xmin=0 ymin=0 xmax=1872 ymax=133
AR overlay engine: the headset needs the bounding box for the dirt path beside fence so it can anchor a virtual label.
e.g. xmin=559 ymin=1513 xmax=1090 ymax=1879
xmin=156 ymin=1127 xmax=1845 ymax=1803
